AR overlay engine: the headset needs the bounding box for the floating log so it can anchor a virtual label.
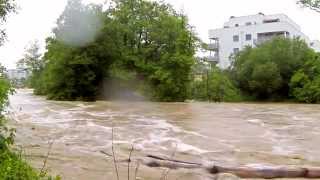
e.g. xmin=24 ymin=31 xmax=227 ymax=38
xmin=100 ymin=151 xmax=320 ymax=179
xmin=210 ymin=166 xmax=314 ymax=179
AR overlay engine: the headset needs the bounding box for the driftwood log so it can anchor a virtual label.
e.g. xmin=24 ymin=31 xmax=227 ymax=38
xmin=101 ymin=151 xmax=320 ymax=179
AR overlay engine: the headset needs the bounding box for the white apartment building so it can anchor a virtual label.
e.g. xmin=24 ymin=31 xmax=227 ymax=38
xmin=208 ymin=13 xmax=320 ymax=69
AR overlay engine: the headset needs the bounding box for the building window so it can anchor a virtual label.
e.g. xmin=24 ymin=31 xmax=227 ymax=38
xmin=246 ymin=34 xmax=252 ymax=41
xmin=233 ymin=35 xmax=239 ymax=42
xmin=263 ymin=19 xmax=280 ymax=23
xmin=245 ymin=22 xmax=252 ymax=26
xmin=233 ymin=48 xmax=240 ymax=54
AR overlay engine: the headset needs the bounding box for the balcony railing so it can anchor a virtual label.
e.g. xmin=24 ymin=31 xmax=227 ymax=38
xmin=253 ymin=38 xmax=270 ymax=46
xmin=208 ymin=43 xmax=219 ymax=51
xmin=206 ymin=55 xmax=219 ymax=63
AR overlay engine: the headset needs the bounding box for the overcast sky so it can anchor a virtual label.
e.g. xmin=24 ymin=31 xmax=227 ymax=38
xmin=0 ymin=0 xmax=319 ymax=69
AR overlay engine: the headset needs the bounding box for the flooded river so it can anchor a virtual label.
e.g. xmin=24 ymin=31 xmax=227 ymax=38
xmin=7 ymin=89 xmax=320 ymax=179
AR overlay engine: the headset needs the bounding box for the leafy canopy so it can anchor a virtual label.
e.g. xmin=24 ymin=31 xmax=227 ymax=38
xmin=231 ymin=37 xmax=316 ymax=100
xmin=0 ymin=0 xmax=16 ymax=45
xmin=191 ymin=65 xmax=242 ymax=102
xmin=298 ymin=0 xmax=320 ymax=12
xmin=34 ymin=0 xmax=198 ymax=102
xmin=290 ymin=53 xmax=320 ymax=103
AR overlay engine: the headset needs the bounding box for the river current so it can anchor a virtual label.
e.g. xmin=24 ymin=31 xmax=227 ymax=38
xmin=7 ymin=89 xmax=320 ymax=180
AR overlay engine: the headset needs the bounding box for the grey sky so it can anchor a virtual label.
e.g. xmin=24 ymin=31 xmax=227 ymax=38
xmin=0 ymin=0 xmax=319 ymax=69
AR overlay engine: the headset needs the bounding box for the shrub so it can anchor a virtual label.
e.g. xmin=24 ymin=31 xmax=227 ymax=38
xmin=290 ymin=55 xmax=320 ymax=103
xmin=191 ymin=67 xmax=242 ymax=102
xmin=231 ymin=37 xmax=316 ymax=100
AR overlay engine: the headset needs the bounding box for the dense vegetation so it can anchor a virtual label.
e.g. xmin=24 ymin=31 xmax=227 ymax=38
xmin=298 ymin=0 xmax=320 ymax=12
xmin=26 ymin=0 xmax=198 ymax=102
xmin=290 ymin=54 xmax=320 ymax=103
xmin=0 ymin=0 xmax=15 ymax=45
xmin=190 ymin=37 xmax=320 ymax=103
xmin=190 ymin=62 xmax=242 ymax=102
xmin=21 ymin=0 xmax=320 ymax=104
xmin=230 ymin=37 xmax=316 ymax=101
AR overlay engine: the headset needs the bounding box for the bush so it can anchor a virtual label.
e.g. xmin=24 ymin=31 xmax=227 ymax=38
xmin=191 ymin=66 xmax=242 ymax=102
xmin=290 ymin=55 xmax=320 ymax=103
xmin=231 ymin=37 xmax=316 ymax=100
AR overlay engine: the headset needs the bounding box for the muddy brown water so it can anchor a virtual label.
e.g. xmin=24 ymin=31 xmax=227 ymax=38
xmin=7 ymin=89 xmax=320 ymax=180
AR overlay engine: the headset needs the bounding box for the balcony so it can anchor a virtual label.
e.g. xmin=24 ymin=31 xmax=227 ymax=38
xmin=206 ymin=55 xmax=219 ymax=63
xmin=254 ymin=31 xmax=289 ymax=46
xmin=208 ymin=43 xmax=219 ymax=51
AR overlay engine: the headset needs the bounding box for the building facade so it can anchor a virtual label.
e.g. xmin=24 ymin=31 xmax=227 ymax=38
xmin=6 ymin=69 xmax=29 ymax=80
xmin=208 ymin=13 xmax=320 ymax=69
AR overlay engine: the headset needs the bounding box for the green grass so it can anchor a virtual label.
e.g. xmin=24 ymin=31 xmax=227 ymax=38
xmin=0 ymin=148 xmax=60 ymax=180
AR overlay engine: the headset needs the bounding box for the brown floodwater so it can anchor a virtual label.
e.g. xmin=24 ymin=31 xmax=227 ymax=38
xmin=7 ymin=89 xmax=320 ymax=180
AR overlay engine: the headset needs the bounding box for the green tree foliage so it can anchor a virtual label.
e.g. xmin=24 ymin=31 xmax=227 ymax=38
xmin=53 ymin=0 xmax=103 ymax=46
xmin=0 ymin=66 xmax=14 ymax=151
xmin=191 ymin=65 xmax=242 ymax=102
xmin=35 ymin=0 xmax=198 ymax=102
xmin=0 ymin=0 xmax=16 ymax=45
xmin=35 ymin=1 xmax=110 ymax=100
xmin=17 ymin=41 xmax=45 ymax=90
xmin=18 ymin=41 xmax=42 ymax=71
xmin=298 ymin=0 xmax=320 ymax=12
xmin=40 ymin=38 xmax=109 ymax=100
xmin=231 ymin=37 xmax=315 ymax=100
xmin=106 ymin=0 xmax=197 ymax=101
xmin=290 ymin=54 xmax=320 ymax=103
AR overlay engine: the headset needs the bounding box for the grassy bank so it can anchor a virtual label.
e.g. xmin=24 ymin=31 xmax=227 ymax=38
xmin=0 ymin=149 xmax=52 ymax=179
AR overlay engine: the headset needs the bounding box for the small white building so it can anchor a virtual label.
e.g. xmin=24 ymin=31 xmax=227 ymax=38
xmin=208 ymin=13 xmax=320 ymax=69
xmin=6 ymin=69 xmax=29 ymax=80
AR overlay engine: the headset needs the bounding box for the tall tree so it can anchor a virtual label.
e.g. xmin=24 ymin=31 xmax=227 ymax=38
xmin=106 ymin=0 xmax=198 ymax=101
xmin=18 ymin=40 xmax=43 ymax=72
xmin=298 ymin=0 xmax=320 ymax=12
xmin=0 ymin=0 xmax=16 ymax=45
xmin=37 ymin=0 xmax=199 ymax=102
xmin=231 ymin=37 xmax=315 ymax=100
xmin=53 ymin=0 xmax=103 ymax=46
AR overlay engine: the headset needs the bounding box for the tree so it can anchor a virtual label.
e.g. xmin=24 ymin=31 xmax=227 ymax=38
xmin=38 ymin=0 xmax=199 ymax=102
xmin=298 ymin=0 xmax=320 ymax=12
xmin=33 ymin=1 xmax=108 ymax=100
xmin=191 ymin=66 xmax=242 ymax=102
xmin=0 ymin=0 xmax=16 ymax=45
xmin=290 ymin=54 xmax=320 ymax=103
xmin=231 ymin=37 xmax=315 ymax=100
xmin=17 ymin=41 xmax=46 ymax=91
xmin=104 ymin=0 xmax=198 ymax=101
xmin=53 ymin=0 xmax=103 ymax=47
xmin=18 ymin=41 xmax=42 ymax=71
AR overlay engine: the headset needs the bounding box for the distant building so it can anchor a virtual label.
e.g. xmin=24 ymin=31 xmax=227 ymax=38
xmin=208 ymin=13 xmax=320 ymax=69
xmin=6 ymin=69 xmax=29 ymax=80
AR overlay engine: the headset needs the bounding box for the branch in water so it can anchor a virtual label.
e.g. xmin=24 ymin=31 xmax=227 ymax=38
xmin=101 ymin=152 xmax=320 ymax=179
